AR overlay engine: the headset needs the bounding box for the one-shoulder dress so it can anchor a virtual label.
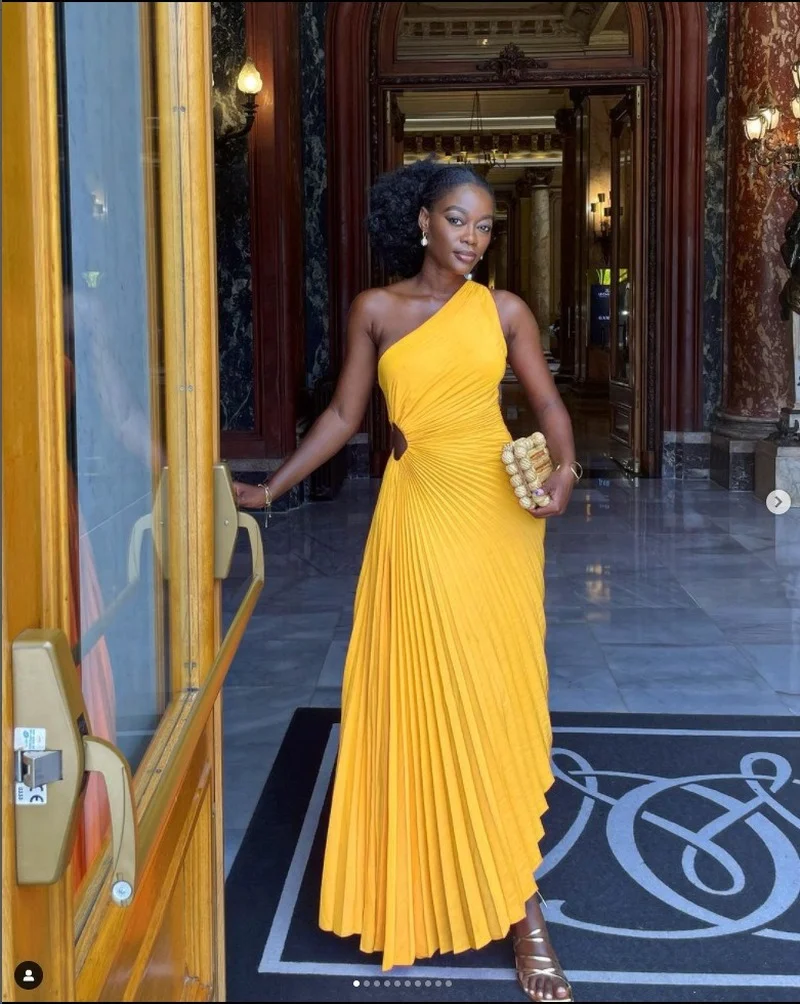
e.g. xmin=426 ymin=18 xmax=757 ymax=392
xmin=318 ymin=280 xmax=554 ymax=971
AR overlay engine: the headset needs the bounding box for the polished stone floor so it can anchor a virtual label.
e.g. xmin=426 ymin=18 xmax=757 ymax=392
xmin=221 ymin=471 xmax=800 ymax=874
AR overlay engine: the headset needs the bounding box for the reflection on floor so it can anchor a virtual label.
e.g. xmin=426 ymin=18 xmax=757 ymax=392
xmin=222 ymin=472 xmax=800 ymax=874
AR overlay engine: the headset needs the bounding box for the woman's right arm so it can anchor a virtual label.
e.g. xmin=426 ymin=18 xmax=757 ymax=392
xmin=234 ymin=291 xmax=379 ymax=508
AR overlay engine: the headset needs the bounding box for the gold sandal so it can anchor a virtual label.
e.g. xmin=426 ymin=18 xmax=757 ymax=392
xmin=512 ymin=926 xmax=574 ymax=1002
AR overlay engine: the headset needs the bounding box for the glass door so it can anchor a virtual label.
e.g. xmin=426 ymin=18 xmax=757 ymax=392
xmin=572 ymin=92 xmax=591 ymax=385
xmin=608 ymin=88 xmax=643 ymax=474
xmin=58 ymin=0 xmax=179 ymax=898
xmin=2 ymin=3 xmax=262 ymax=999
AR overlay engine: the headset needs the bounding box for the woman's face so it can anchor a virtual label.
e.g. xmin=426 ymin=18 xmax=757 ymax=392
xmin=419 ymin=184 xmax=494 ymax=278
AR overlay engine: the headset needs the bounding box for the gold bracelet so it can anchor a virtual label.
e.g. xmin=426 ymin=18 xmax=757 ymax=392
xmin=257 ymin=481 xmax=273 ymax=529
xmin=556 ymin=462 xmax=583 ymax=482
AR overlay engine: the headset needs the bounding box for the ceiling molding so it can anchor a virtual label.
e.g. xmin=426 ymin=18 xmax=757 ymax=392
xmin=397 ymin=2 xmax=630 ymax=60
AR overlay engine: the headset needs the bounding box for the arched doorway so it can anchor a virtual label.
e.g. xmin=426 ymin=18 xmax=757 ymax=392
xmin=326 ymin=2 xmax=707 ymax=477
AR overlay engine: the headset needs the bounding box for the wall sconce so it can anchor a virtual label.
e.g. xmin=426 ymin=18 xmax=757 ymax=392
xmin=590 ymin=193 xmax=611 ymax=239
xmin=743 ymin=62 xmax=800 ymax=173
xmin=217 ymin=56 xmax=263 ymax=143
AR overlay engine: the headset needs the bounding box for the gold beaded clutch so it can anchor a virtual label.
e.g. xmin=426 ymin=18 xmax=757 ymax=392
xmin=501 ymin=433 xmax=554 ymax=510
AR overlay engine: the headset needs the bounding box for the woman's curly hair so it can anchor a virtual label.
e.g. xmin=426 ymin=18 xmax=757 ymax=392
xmin=367 ymin=157 xmax=494 ymax=279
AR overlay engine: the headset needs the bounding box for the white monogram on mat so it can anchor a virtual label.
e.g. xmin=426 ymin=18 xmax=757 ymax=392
xmin=539 ymin=745 xmax=800 ymax=943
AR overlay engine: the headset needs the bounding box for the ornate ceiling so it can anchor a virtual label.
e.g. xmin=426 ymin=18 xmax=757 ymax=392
xmin=398 ymin=88 xmax=574 ymax=183
xmin=398 ymin=2 xmax=630 ymax=60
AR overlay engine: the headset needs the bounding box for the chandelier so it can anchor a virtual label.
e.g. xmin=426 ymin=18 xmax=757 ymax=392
xmin=457 ymin=91 xmax=498 ymax=172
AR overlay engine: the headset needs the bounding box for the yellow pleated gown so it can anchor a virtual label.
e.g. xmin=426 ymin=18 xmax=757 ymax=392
xmin=318 ymin=280 xmax=554 ymax=970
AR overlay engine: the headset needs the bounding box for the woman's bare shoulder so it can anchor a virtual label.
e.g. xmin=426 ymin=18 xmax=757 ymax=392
xmin=490 ymin=288 xmax=528 ymax=311
xmin=489 ymin=289 xmax=535 ymax=327
xmin=351 ymin=283 xmax=411 ymax=312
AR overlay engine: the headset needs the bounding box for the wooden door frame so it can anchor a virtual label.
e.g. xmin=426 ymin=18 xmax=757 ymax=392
xmin=3 ymin=3 xmax=74 ymax=993
xmin=326 ymin=2 xmax=708 ymax=477
xmin=2 ymin=4 xmax=241 ymax=999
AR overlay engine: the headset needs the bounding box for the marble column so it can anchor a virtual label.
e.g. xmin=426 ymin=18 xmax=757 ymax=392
xmin=703 ymin=1 xmax=729 ymax=431
xmin=527 ymin=168 xmax=554 ymax=354
xmin=712 ymin=1 xmax=800 ymax=490
xmin=300 ymin=2 xmax=330 ymax=391
xmin=211 ymin=1 xmax=254 ymax=433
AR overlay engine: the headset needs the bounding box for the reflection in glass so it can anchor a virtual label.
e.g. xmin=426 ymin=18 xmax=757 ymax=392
xmin=57 ymin=1 xmax=170 ymax=889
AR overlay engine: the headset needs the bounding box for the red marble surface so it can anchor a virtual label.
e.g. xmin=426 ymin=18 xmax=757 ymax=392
xmin=724 ymin=2 xmax=799 ymax=421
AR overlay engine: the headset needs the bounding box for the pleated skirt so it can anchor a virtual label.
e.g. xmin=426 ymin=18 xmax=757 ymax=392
xmin=318 ymin=449 xmax=554 ymax=971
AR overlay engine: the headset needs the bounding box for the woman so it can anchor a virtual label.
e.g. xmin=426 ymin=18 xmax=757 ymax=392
xmin=235 ymin=158 xmax=578 ymax=1002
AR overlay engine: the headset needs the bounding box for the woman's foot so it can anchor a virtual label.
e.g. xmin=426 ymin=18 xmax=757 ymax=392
xmin=511 ymin=893 xmax=573 ymax=1002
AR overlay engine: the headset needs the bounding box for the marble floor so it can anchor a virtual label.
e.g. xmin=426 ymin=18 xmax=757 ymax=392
xmin=221 ymin=471 xmax=800 ymax=874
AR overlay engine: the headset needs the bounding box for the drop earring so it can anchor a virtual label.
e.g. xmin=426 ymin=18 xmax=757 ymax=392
xmin=421 ymin=232 xmax=428 ymax=247
xmin=465 ymin=254 xmax=482 ymax=282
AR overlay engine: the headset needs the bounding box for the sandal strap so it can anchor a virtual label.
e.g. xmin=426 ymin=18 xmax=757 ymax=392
xmin=516 ymin=950 xmax=558 ymax=964
xmin=512 ymin=928 xmax=545 ymax=942
xmin=517 ymin=969 xmax=574 ymax=1001
xmin=513 ymin=927 xmax=573 ymax=999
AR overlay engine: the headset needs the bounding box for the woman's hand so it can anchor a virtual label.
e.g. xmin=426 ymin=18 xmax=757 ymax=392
xmin=528 ymin=465 xmax=576 ymax=518
xmin=233 ymin=481 xmax=268 ymax=510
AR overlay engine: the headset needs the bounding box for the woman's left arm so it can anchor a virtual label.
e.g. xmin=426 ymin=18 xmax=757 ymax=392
xmin=495 ymin=290 xmax=578 ymax=518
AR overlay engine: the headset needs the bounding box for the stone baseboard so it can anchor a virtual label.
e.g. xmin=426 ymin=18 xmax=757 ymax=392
xmin=710 ymin=433 xmax=757 ymax=491
xmin=661 ymin=432 xmax=711 ymax=480
xmin=754 ymin=440 xmax=800 ymax=506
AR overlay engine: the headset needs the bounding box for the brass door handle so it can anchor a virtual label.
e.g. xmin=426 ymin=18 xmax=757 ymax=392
xmin=83 ymin=736 xmax=136 ymax=905
xmin=213 ymin=462 xmax=265 ymax=584
xmin=11 ymin=467 xmax=262 ymax=907
xmin=12 ymin=629 xmax=137 ymax=906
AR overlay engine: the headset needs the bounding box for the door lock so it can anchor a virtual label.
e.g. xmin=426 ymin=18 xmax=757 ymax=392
xmin=12 ymin=628 xmax=137 ymax=906
xmin=15 ymin=748 xmax=63 ymax=788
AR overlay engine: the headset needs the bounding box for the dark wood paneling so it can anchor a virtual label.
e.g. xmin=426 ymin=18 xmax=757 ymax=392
xmin=223 ymin=2 xmax=305 ymax=460
xmin=657 ymin=1 xmax=707 ymax=439
xmin=326 ymin=3 xmax=373 ymax=372
xmin=326 ymin=2 xmax=708 ymax=474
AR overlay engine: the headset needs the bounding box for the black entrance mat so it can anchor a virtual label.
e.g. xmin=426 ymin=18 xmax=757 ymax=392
xmin=226 ymin=708 xmax=800 ymax=1002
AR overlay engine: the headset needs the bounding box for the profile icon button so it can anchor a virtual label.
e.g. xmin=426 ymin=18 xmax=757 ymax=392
xmin=14 ymin=962 xmax=43 ymax=990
